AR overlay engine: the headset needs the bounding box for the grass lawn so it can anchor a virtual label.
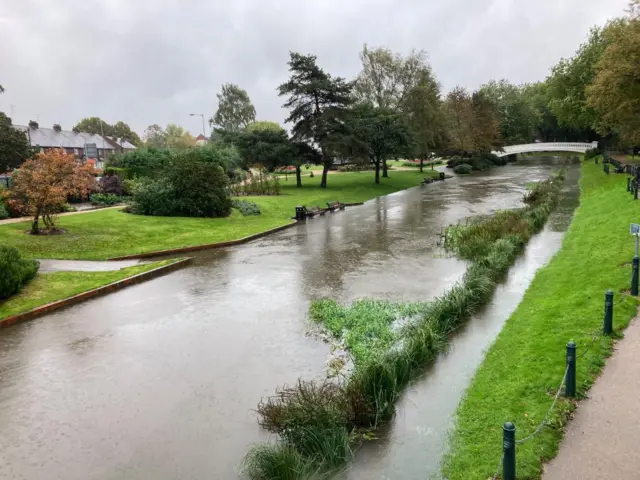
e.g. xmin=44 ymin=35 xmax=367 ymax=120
xmin=0 ymin=170 xmax=438 ymax=260
xmin=0 ymin=259 xmax=176 ymax=320
xmin=443 ymin=161 xmax=639 ymax=479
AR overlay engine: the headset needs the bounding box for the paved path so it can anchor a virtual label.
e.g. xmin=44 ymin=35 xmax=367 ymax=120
xmin=0 ymin=205 xmax=123 ymax=225
xmin=37 ymin=259 xmax=145 ymax=273
xmin=544 ymin=315 xmax=640 ymax=480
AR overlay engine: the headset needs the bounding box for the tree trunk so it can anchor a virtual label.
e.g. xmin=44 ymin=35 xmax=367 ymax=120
xmin=31 ymin=210 xmax=40 ymax=235
xmin=420 ymin=157 xmax=424 ymax=173
xmin=320 ymin=151 xmax=331 ymax=188
xmin=382 ymin=159 xmax=388 ymax=178
xmin=296 ymin=165 xmax=302 ymax=188
xmin=374 ymin=159 xmax=380 ymax=184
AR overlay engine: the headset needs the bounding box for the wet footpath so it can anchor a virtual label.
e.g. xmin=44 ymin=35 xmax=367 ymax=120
xmin=544 ymin=316 xmax=640 ymax=480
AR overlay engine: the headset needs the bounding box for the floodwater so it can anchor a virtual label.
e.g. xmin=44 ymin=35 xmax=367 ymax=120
xmin=0 ymin=157 xmax=579 ymax=480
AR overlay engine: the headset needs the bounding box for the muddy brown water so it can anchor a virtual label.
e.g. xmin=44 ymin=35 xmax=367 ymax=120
xmin=0 ymin=157 xmax=579 ymax=480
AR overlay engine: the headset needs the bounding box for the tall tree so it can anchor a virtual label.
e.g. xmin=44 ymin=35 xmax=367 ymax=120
xmin=402 ymin=68 xmax=446 ymax=171
xmin=547 ymin=27 xmax=610 ymax=132
xmin=111 ymin=121 xmax=141 ymax=146
xmin=470 ymin=91 xmax=502 ymax=151
xmin=0 ymin=112 xmax=33 ymax=173
xmin=478 ymin=80 xmax=537 ymax=145
xmin=143 ymin=124 xmax=167 ymax=148
xmin=72 ymin=117 xmax=113 ymax=135
xmin=246 ymin=121 xmax=283 ymax=133
xmin=348 ymin=103 xmax=412 ymax=184
xmin=587 ymin=12 xmax=640 ymax=145
xmin=165 ymin=124 xmax=196 ymax=149
xmin=354 ymin=45 xmax=429 ymax=110
xmin=211 ymin=83 xmax=256 ymax=132
xmin=278 ymin=52 xmax=353 ymax=188
xmin=445 ymin=86 xmax=474 ymax=152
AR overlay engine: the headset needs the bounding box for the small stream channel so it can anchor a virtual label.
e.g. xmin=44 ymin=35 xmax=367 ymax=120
xmin=0 ymin=157 xmax=579 ymax=480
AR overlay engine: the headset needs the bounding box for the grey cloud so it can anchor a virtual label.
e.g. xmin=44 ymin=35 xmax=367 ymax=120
xmin=0 ymin=0 xmax=628 ymax=136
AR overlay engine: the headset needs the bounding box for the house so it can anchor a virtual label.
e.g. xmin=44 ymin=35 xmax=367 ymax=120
xmin=14 ymin=121 xmax=136 ymax=168
xmin=195 ymin=134 xmax=209 ymax=146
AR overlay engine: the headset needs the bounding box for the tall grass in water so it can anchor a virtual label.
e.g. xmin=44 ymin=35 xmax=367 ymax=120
xmin=243 ymin=171 xmax=565 ymax=479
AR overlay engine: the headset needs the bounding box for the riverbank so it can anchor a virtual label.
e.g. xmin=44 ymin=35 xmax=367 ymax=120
xmin=243 ymin=171 xmax=566 ymax=479
xmin=443 ymin=161 xmax=639 ymax=479
xmin=0 ymin=259 xmax=182 ymax=323
xmin=0 ymin=170 xmax=439 ymax=260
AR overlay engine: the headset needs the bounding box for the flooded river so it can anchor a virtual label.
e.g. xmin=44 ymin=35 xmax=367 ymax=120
xmin=0 ymin=157 xmax=579 ymax=480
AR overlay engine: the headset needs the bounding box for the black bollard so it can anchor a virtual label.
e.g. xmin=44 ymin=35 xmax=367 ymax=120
xmin=503 ymin=422 xmax=516 ymax=480
xmin=632 ymin=258 xmax=639 ymax=296
xmin=565 ymin=341 xmax=576 ymax=398
xmin=604 ymin=290 xmax=614 ymax=335
xmin=635 ymin=185 xmax=639 ymax=200
xmin=628 ymin=177 xmax=632 ymax=192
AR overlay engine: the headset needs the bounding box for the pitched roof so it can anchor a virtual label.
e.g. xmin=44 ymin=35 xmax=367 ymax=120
xmin=195 ymin=134 xmax=208 ymax=141
xmin=14 ymin=126 xmax=136 ymax=150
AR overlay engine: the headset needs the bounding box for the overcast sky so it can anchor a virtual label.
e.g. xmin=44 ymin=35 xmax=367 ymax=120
xmin=0 ymin=0 xmax=629 ymax=137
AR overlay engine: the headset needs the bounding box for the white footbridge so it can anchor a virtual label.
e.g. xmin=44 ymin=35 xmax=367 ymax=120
xmin=492 ymin=142 xmax=598 ymax=158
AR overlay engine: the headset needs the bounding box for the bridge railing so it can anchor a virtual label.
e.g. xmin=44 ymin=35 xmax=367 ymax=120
xmin=493 ymin=142 xmax=598 ymax=157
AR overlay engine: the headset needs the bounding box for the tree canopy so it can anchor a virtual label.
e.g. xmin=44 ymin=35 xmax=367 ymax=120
xmin=0 ymin=112 xmax=33 ymax=173
xmin=73 ymin=118 xmax=141 ymax=146
xmin=278 ymin=52 xmax=353 ymax=188
xmin=211 ymin=83 xmax=256 ymax=132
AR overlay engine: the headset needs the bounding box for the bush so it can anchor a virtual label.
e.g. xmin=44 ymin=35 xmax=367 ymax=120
xmin=90 ymin=193 xmax=121 ymax=206
xmin=0 ymin=246 xmax=39 ymax=299
xmin=337 ymin=164 xmax=374 ymax=172
xmin=310 ymin=171 xmax=315 ymax=178
xmin=231 ymin=199 xmax=261 ymax=216
xmin=584 ymin=147 xmax=601 ymax=160
xmin=0 ymin=200 xmax=8 ymax=220
xmin=130 ymin=154 xmax=231 ymax=218
xmin=454 ymin=163 xmax=473 ymax=174
xmin=99 ymin=174 xmax=124 ymax=195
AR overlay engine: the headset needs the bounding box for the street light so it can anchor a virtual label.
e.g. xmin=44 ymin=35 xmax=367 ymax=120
xmin=189 ymin=113 xmax=206 ymax=138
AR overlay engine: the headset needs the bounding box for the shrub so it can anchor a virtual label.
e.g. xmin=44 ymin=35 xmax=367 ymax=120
xmin=584 ymin=147 xmax=601 ymax=160
xmin=0 ymin=202 xmax=8 ymax=220
xmin=99 ymin=174 xmax=124 ymax=195
xmin=231 ymin=199 xmax=261 ymax=216
xmin=90 ymin=193 xmax=121 ymax=206
xmin=453 ymin=163 xmax=473 ymax=174
xmin=310 ymin=171 xmax=315 ymax=178
xmin=130 ymin=156 xmax=231 ymax=218
xmin=0 ymin=246 xmax=39 ymax=299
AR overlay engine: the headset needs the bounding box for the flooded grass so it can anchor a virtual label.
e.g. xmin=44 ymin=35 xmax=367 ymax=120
xmin=243 ymin=172 xmax=566 ymax=479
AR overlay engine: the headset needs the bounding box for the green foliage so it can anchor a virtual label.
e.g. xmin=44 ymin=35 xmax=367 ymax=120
xmin=278 ymin=52 xmax=354 ymax=188
xmin=130 ymin=153 xmax=231 ymax=218
xmin=584 ymin=147 xmax=601 ymax=160
xmin=231 ymin=199 xmax=261 ymax=216
xmin=211 ymin=83 xmax=256 ymax=132
xmin=229 ymin=170 xmax=281 ymax=196
xmin=89 ymin=193 xmax=121 ymax=206
xmin=453 ymin=163 xmax=472 ymax=174
xmin=0 ymin=202 xmax=8 ymax=220
xmin=0 ymin=112 xmax=33 ymax=173
xmin=0 ymin=246 xmax=39 ymax=299
xmin=336 ymin=164 xmax=374 ymax=172
xmin=243 ymin=444 xmax=325 ymax=480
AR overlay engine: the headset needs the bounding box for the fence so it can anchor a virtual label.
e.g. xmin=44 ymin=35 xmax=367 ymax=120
xmin=493 ymin=162 xmax=638 ymax=479
xmin=493 ymin=289 xmax=625 ymax=480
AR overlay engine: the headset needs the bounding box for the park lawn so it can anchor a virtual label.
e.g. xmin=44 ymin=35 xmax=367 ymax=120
xmin=0 ymin=170 xmax=437 ymax=260
xmin=443 ymin=161 xmax=639 ymax=479
xmin=0 ymin=259 xmax=176 ymax=320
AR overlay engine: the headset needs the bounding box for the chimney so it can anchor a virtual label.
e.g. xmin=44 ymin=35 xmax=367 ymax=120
xmin=28 ymin=120 xmax=39 ymax=128
xmin=53 ymin=124 xmax=62 ymax=132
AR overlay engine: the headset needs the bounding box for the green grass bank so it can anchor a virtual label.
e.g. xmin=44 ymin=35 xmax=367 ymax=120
xmin=0 ymin=260 xmax=175 ymax=320
xmin=443 ymin=161 xmax=639 ymax=479
xmin=0 ymin=170 xmax=438 ymax=260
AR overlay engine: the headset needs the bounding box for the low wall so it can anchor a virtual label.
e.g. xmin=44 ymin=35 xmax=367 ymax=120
xmin=0 ymin=258 xmax=193 ymax=328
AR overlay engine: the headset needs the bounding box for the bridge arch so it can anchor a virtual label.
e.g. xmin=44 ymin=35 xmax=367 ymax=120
xmin=492 ymin=142 xmax=598 ymax=157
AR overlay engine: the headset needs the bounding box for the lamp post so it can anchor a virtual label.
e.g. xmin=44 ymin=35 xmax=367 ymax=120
xmin=189 ymin=113 xmax=206 ymax=138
